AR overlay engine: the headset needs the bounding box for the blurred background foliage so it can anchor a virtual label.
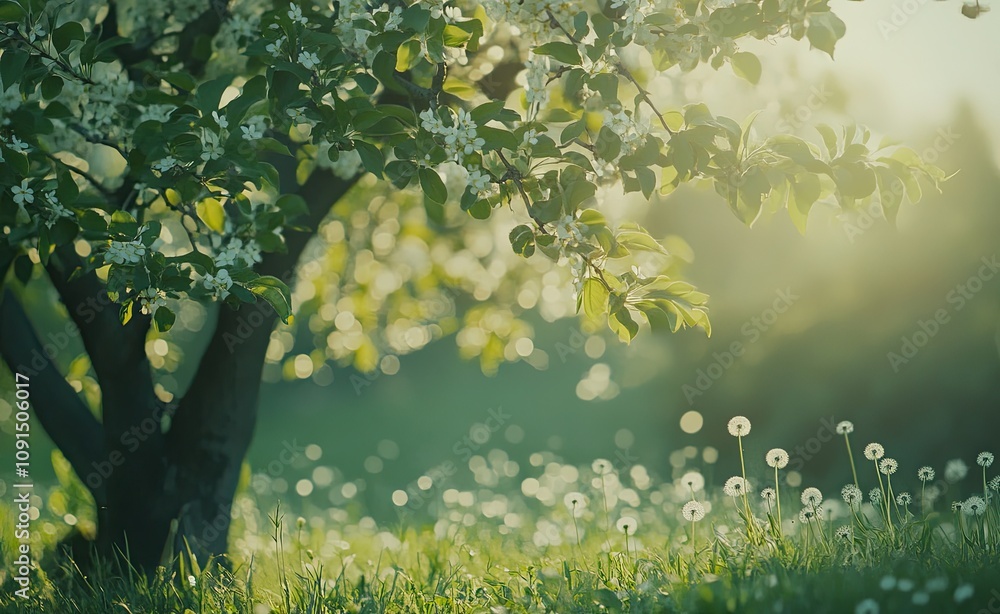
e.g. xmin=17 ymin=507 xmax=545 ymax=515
xmin=1 ymin=2 xmax=998 ymax=526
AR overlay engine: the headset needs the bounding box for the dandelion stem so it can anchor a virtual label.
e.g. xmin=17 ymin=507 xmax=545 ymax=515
xmin=844 ymin=433 xmax=859 ymax=490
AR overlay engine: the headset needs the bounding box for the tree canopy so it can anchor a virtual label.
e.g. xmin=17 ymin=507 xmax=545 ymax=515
xmin=0 ymin=0 xmax=950 ymax=381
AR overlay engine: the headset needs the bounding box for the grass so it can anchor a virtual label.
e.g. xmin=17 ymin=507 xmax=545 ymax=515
xmin=1 ymin=417 xmax=999 ymax=613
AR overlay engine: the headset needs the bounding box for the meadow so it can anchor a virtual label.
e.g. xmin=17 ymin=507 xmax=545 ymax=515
xmin=2 ymin=416 xmax=998 ymax=613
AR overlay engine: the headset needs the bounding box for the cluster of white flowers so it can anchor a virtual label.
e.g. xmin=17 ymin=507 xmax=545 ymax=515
xmin=335 ymin=2 xmax=401 ymax=62
xmin=153 ymin=156 xmax=180 ymax=173
xmin=138 ymin=104 xmax=175 ymax=124
xmin=523 ymin=55 xmax=550 ymax=109
xmin=200 ymin=129 xmax=224 ymax=162
xmin=138 ymin=288 xmax=167 ymax=315
xmin=203 ymin=269 xmax=234 ymax=299
xmin=43 ymin=195 xmax=74 ymax=228
xmin=76 ymin=66 xmax=135 ymax=136
xmin=1 ymin=84 xmax=23 ymax=124
xmin=298 ymin=51 xmax=321 ymax=71
xmin=214 ymin=237 xmax=262 ymax=269
xmin=603 ymin=109 xmax=650 ymax=156
xmin=241 ymin=115 xmax=267 ymax=142
xmin=481 ymin=0 xmax=574 ymax=43
xmin=466 ymin=166 xmax=493 ymax=196
xmin=553 ymin=214 xmax=586 ymax=247
xmin=419 ymin=107 xmax=485 ymax=162
xmin=609 ymin=0 xmax=655 ymax=43
xmin=105 ymin=240 xmax=146 ymax=265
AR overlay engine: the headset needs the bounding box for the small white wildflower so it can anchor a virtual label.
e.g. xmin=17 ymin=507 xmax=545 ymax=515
xmin=299 ymin=51 xmax=321 ymax=70
xmin=287 ymin=2 xmax=307 ymax=25
xmin=11 ymin=179 xmax=34 ymax=205
xmin=727 ymin=416 xmax=751 ymax=437
xmin=105 ymin=240 xmax=146 ymax=265
xmin=836 ymin=420 xmax=854 ymax=435
xmin=241 ymin=123 xmax=264 ymax=142
xmin=681 ymin=500 xmax=706 ymax=522
xmin=766 ymin=448 xmax=789 ymax=469
xmin=864 ymin=443 xmax=885 ymax=461
xmin=266 ymin=35 xmax=286 ymax=56
xmin=211 ymin=110 xmax=229 ymax=130
xmin=187 ymin=575 xmax=197 ymax=587
xmin=153 ymin=156 xmax=179 ymax=173
xmin=467 ymin=166 xmax=492 ymax=196
xmin=138 ymin=288 xmax=167 ymax=315
xmin=723 ymin=476 xmax=748 ymax=497
xmin=9 ymin=135 xmax=29 ymax=153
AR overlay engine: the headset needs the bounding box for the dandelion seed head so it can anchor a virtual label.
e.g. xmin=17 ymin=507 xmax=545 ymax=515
xmin=836 ymin=420 xmax=854 ymax=435
xmin=841 ymin=484 xmax=862 ymax=506
xmin=727 ymin=416 xmax=751 ymax=437
xmin=681 ymin=500 xmax=706 ymax=522
xmin=615 ymin=516 xmax=638 ymax=534
xmin=917 ymin=466 xmax=935 ymax=482
xmin=592 ymin=459 xmax=612 ymax=475
xmin=989 ymin=476 xmax=1000 ymax=492
xmin=879 ymin=458 xmax=898 ymax=475
xmin=723 ymin=476 xmax=748 ymax=497
xmin=801 ymin=487 xmax=823 ymax=507
xmin=766 ymin=448 xmax=789 ymax=469
xmin=835 ymin=525 xmax=853 ymax=540
xmin=760 ymin=487 xmax=776 ymax=502
xmin=864 ymin=443 xmax=885 ymax=461
xmin=977 ymin=452 xmax=994 ymax=468
xmin=963 ymin=496 xmax=986 ymax=516
xmin=869 ymin=488 xmax=883 ymax=505
xmin=896 ymin=492 xmax=912 ymax=506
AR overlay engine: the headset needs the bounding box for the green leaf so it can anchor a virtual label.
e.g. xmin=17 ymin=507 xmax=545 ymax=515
xmin=395 ymin=39 xmax=422 ymax=72
xmin=533 ymin=42 xmax=582 ymax=66
xmin=52 ymin=21 xmax=85 ymax=53
xmin=581 ymin=277 xmax=609 ymax=319
xmin=276 ymin=194 xmax=309 ymax=220
xmin=246 ymin=275 xmax=293 ymax=323
xmin=787 ymin=174 xmax=820 ymax=234
xmin=0 ymin=48 xmax=28 ymax=91
xmin=354 ymin=141 xmax=385 ymax=177
xmin=509 ymin=224 xmax=535 ymax=258
xmin=442 ymin=23 xmax=473 ymax=47
xmin=40 ymin=75 xmax=64 ymax=100
xmin=731 ymin=52 xmax=761 ymax=85
xmin=608 ymin=306 xmax=639 ymax=344
xmin=153 ymin=307 xmax=176 ymax=332
xmin=419 ymin=168 xmax=448 ymax=204
xmin=196 ymin=198 xmax=227 ymax=233
xmin=807 ymin=12 xmax=847 ymax=58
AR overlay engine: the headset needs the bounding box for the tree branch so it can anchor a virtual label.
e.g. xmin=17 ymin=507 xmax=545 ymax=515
xmin=0 ymin=290 xmax=107 ymax=506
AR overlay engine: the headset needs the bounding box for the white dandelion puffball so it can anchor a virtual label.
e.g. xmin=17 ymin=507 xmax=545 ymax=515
xmin=799 ymin=506 xmax=822 ymax=522
xmin=564 ymin=492 xmax=587 ymax=514
xmin=836 ymin=420 xmax=854 ymax=435
xmin=841 ymin=484 xmax=862 ymax=506
xmin=864 ymin=443 xmax=885 ymax=461
xmin=964 ymin=496 xmax=987 ymax=516
xmin=989 ymin=476 xmax=1000 ymax=492
xmin=592 ymin=459 xmax=613 ymax=475
xmin=951 ymin=501 xmax=964 ymax=513
xmin=896 ymin=492 xmax=912 ymax=506
xmin=760 ymin=487 xmax=776 ymax=502
xmin=879 ymin=458 xmax=898 ymax=475
xmin=918 ymin=466 xmax=935 ymax=482
xmin=836 ymin=525 xmax=853 ymax=540
xmin=977 ymin=451 xmax=994 ymax=468
xmin=766 ymin=448 xmax=789 ymax=469
xmin=723 ymin=476 xmax=748 ymax=497
xmin=801 ymin=487 xmax=823 ymax=506
xmin=944 ymin=458 xmax=968 ymax=482
xmin=870 ymin=488 xmax=883 ymax=505
xmin=680 ymin=471 xmax=705 ymax=493
xmin=727 ymin=416 xmax=751 ymax=437
xmin=681 ymin=500 xmax=706 ymax=522
xmin=616 ymin=516 xmax=638 ymax=534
